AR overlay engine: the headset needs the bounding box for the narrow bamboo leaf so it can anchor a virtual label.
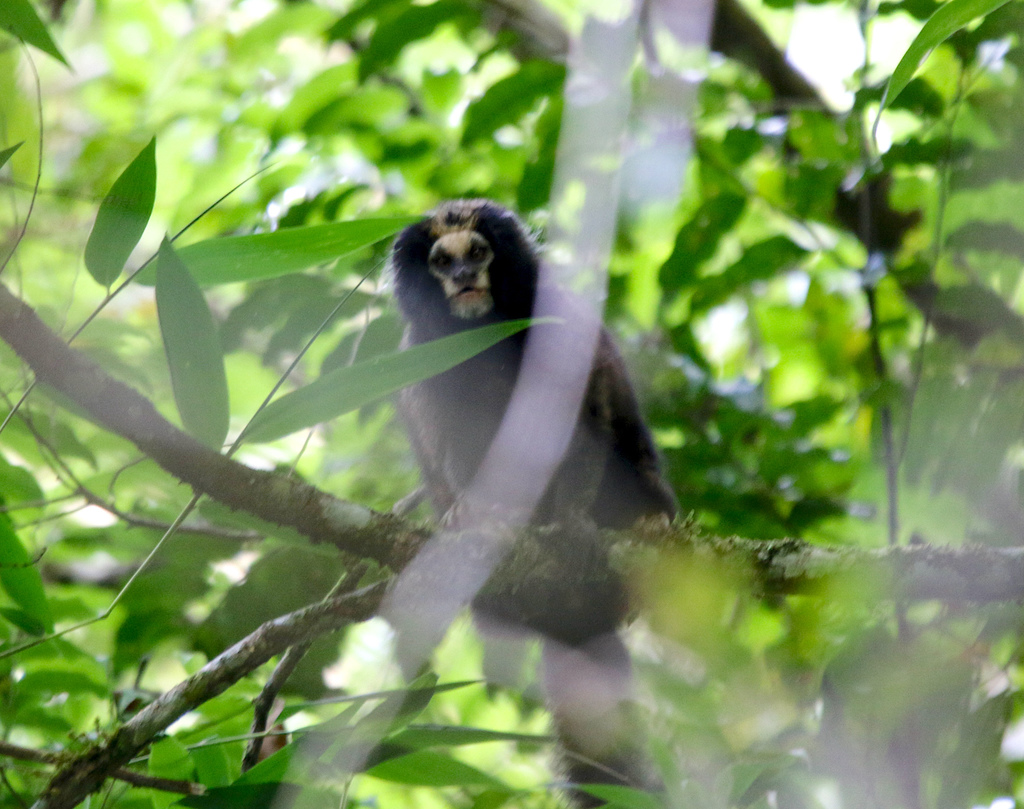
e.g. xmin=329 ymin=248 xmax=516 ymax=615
xmin=580 ymin=784 xmax=666 ymax=809
xmin=231 ymin=742 xmax=300 ymax=786
xmin=84 ymin=138 xmax=157 ymax=286
xmin=156 ymin=240 xmax=230 ymax=448
xmin=0 ymin=142 xmax=22 ymax=170
xmin=281 ymin=679 xmax=480 ymax=719
xmin=875 ymin=0 xmax=1013 ymax=127
xmin=393 ymin=724 xmax=550 ymax=748
xmin=137 ymin=218 xmax=417 ymax=286
xmin=178 ymin=783 xmax=334 ymax=809
xmin=0 ymin=0 xmax=69 ymax=67
xmin=243 ymin=319 xmax=538 ymax=443
xmin=0 ymin=517 xmax=52 ymax=635
xmin=367 ymin=749 xmax=511 ymax=789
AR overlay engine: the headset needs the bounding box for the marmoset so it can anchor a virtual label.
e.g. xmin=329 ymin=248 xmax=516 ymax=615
xmin=390 ymin=199 xmax=675 ymax=804
xmin=391 ymin=198 xmax=676 ymax=529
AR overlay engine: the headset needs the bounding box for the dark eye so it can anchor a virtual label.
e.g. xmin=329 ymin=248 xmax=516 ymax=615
xmin=468 ymin=244 xmax=488 ymax=261
xmin=431 ymin=250 xmax=452 ymax=268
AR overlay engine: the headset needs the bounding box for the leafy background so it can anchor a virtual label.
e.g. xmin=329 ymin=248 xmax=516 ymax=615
xmin=2 ymin=0 xmax=1024 ymax=806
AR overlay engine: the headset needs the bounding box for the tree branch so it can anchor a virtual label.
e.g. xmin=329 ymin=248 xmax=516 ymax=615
xmin=686 ymin=533 xmax=1024 ymax=603
xmin=0 ymin=740 xmax=204 ymax=796
xmin=0 ymin=280 xmax=426 ymax=570
xmin=482 ymin=0 xmax=822 ymax=106
xmin=32 ymin=582 xmax=387 ymax=809
xmin=241 ymin=639 xmax=311 ymax=772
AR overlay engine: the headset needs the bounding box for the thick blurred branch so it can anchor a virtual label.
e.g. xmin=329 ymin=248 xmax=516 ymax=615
xmin=709 ymin=0 xmax=820 ymax=104
xmin=482 ymin=0 xmax=919 ymax=252
xmin=483 ymin=0 xmax=820 ymax=104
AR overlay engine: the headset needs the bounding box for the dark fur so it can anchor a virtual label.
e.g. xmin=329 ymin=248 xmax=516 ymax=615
xmin=391 ymin=199 xmax=676 ymax=529
xmin=391 ymin=199 xmax=673 ymax=805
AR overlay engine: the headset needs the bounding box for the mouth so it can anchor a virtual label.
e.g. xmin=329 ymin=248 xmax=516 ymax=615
xmin=448 ymin=284 xmax=494 ymax=318
xmin=454 ymin=285 xmax=486 ymax=301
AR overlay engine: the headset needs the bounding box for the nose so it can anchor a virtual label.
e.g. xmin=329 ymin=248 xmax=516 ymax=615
xmin=449 ymin=263 xmax=479 ymax=284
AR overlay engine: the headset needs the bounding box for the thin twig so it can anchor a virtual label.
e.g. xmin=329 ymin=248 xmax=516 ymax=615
xmin=864 ymin=283 xmax=899 ymax=547
xmin=241 ymin=563 xmax=369 ymax=771
xmin=897 ymin=71 xmax=967 ymax=466
xmin=240 ymin=640 xmax=311 ymax=772
xmin=0 ymin=401 xmax=257 ymax=541
xmin=0 ymin=49 xmax=44 ymax=279
xmin=72 ymin=486 xmax=260 ymax=541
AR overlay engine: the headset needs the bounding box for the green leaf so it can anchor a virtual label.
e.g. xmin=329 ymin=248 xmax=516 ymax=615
xmin=320 ymin=311 xmax=404 ymax=375
xmin=232 ymin=741 xmax=301 ymax=787
xmin=518 ymin=96 xmax=562 ymax=212
xmin=138 ymin=218 xmax=416 ymax=286
xmin=875 ymin=0 xmax=1014 ymax=128
xmin=150 ymin=737 xmax=193 ymax=781
xmin=191 ymin=744 xmax=233 ymax=789
xmin=156 ymin=240 xmax=230 ymax=448
xmin=353 ymin=672 xmax=439 ymax=733
xmin=367 ymin=749 xmax=511 ymax=790
xmin=0 ymin=607 xmax=45 ymax=636
xmin=579 ymin=784 xmax=666 ymax=809
xmin=280 ymin=680 xmax=480 ymax=720
xmin=326 ymin=0 xmax=407 ymax=43
xmin=690 ymin=236 xmax=807 ymax=313
xmin=238 ymin=681 xmax=482 ymax=788
xmin=0 ymin=142 xmax=22 ymax=170
xmin=17 ymin=669 xmax=108 ymax=698
xmin=0 ymin=0 xmax=69 ymax=66
xmin=358 ymin=0 xmax=474 ymax=82
xmin=0 ymin=454 xmax=44 ymax=506
xmin=462 ymin=61 xmax=565 ymax=145
xmin=178 ymin=783 xmax=338 ymax=809
xmin=946 ymin=221 xmax=1024 ymax=261
xmin=84 ymin=137 xmax=157 ymax=286
xmin=392 ymin=724 xmax=550 ymax=748
xmin=0 ymin=518 xmax=52 ymax=635
xmin=242 ymin=318 xmax=539 ymax=443
xmin=659 ymin=194 xmax=746 ymax=297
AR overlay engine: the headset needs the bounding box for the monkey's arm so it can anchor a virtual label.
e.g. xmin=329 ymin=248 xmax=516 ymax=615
xmin=397 ymin=386 xmax=458 ymax=517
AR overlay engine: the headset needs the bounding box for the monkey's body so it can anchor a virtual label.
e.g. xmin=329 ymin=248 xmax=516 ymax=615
xmin=390 ymin=199 xmax=673 ymax=805
xmin=392 ymin=199 xmax=676 ymax=530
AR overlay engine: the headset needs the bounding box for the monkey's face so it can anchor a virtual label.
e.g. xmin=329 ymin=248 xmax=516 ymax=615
xmin=393 ymin=199 xmax=539 ymax=329
xmin=427 ymin=229 xmax=495 ymax=319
